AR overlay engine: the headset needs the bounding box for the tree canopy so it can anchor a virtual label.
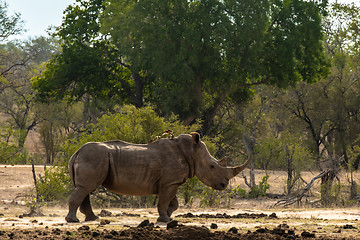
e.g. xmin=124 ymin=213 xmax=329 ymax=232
xmin=32 ymin=0 xmax=127 ymax=104
xmin=33 ymin=0 xmax=329 ymax=131
xmin=0 ymin=0 xmax=23 ymax=42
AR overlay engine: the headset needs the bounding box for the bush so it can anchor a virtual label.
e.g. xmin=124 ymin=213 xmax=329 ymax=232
xmin=36 ymin=167 xmax=72 ymax=203
xmin=178 ymin=177 xmax=202 ymax=206
xmin=248 ymin=175 xmax=270 ymax=198
xmin=0 ymin=142 xmax=18 ymax=164
xmin=62 ymin=105 xmax=199 ymax=160
xmin=230 ymin=186 xmax=248 ymax=198
xmin=0 ymin=142 xmax=31 ymax=164
xmin=199 ymin=186 xmax=222 ymax=207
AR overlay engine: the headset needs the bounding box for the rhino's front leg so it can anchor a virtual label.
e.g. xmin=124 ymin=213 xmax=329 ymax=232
xmin=157 ymin=186 xmax=179 ymax=222
xmin=167 ymin=196 xmax=179 ymax=217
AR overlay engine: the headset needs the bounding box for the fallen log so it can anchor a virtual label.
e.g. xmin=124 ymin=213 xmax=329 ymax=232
xmin=273 ymin=170 xmax=330 ymax=207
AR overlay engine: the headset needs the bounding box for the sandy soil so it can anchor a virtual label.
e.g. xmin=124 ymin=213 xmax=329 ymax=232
xmin=1 ymin=165 xmax=360 ymax=239
xmin=0 ymin=165 xmax=45 ymax=204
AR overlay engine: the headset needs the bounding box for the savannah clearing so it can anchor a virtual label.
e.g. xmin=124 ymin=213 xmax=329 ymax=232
xmin=1 ymin=165 xmax=360 ymax=239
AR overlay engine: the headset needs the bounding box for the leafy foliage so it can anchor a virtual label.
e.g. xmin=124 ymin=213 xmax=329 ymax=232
xmin=32 ymin=0 xmax=141 ymax=107
xmin=324 ymin=3 xmax=360 ymax=55
xmin=0 ymin=38 xmax=59 ymax=150
xmin=33 ymin=0 xmax=330 ymax=130
xmin=63 ymin=105 xmax=199 ymax=159
xmin=102 ymin=0 xmax=329 ymax=122
xmin=0 ymin=125 xmax=34 ymax=164
xmin=248 ymin=175 xmax=270 ymax=198
xmin=0 ymin=142 xmax=29 ymax=164
xmin=32 ymin=40 xmax=127 ymax=103
xmin=0 ymin=1 xmax=23 ymax=42
xmin=36 ymin=167 xmax=72 ymax=202
xmin=36 ymin=101 xmax=85 ymax=165
xmin=178 ymin=177 xmax=202 ymax=207
xmin=199 ymin=186 xmax=222 ymax=207
xmin=230 ymin=186 xmax=248 ymax=199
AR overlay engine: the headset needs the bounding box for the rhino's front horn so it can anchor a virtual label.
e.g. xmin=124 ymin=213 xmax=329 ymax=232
xmin=227 ymin=154 xmax=252 ymax=179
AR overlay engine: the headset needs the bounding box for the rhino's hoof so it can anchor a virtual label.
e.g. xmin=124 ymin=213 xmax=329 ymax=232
xmin=156 ymin=216 xmax=172 ymax=223
xmin=65 ymin=216 xmax=80 ymax=223
xmin=85 ymin=215 xmax=99 ymax=221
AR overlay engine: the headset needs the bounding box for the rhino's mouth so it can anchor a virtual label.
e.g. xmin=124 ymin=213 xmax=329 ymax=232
xmin=213 ymin=178 xmax=229 ymax=191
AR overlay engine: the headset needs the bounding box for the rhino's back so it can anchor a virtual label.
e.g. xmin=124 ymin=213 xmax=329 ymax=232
xmin=101 ymin=139 xmax=189 ymax=196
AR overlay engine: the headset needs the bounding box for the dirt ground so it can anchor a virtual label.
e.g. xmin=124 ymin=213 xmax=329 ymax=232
xmin=1 ymin=165 xmax=360 ymax=239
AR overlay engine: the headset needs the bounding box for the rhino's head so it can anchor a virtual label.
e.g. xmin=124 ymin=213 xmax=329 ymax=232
xmin=187 ymin=132 xmax=252 ymax=191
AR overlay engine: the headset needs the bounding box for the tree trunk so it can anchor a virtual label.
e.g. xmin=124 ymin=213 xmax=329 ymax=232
xmin=286 ymin=146 xmax=294 ymax=195
xmin=320 ymin=155 xmax=341 ymax=206
xmin=132 ymin=72 xmax=144 ymax=108
xmin=350 ymin=169 xmax=357 ymax=200
xmin=201 ymin=94 xmax=225 ymax=135
xmin=249 ymin=167 xmax=256 ymax=189
xmin=17 ymin=120 xmax=37 ymax=149
xmin=242 ymin=133 xmax=256 ymax=189
xmin=287 ymin=158 xmax=293 ymax=195
xmin=320 ymin=169 xmax=338 ymax=206
xmin=352 ymin=155 xmax=360 ymax=170
xmin=31 ymin=157 xmax=40 ymax=202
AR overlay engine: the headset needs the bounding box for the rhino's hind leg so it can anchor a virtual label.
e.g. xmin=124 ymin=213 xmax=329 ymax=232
xmin=65 ymin=187 xmax=89 ymax=223
xmin=80 ymin=194 xmax=98 ymax=221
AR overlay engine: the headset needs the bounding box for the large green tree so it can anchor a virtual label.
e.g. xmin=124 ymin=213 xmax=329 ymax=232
xmin=101 ymin=0 xmax=329 ymax=131
xmin=33 ymin=0 xmax=329 ymax=133
xmin=32 ymin=0 xmax=146 ymax=108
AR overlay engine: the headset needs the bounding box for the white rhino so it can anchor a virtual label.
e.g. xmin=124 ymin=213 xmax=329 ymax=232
xmin=65 ymin=132 xmax=252 ymax=223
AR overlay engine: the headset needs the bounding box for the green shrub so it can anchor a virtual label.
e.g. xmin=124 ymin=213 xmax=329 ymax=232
xmin=0 ymin=142 xmax=18 ymax=164
xmin=62 ymin=105 xmax=199 ymax=161
xmin=230 ymin=186 xmax=247 ymax=198
xmin=0 ymin=142 xmax=32 ymax=164
xmin=36 ymin=167 xmax=72 ymax=203
xmin=25 ymin=191 xmax=46 ymax=211
xmin=178 ymin=177 xmax=202 ymax=206
xmin=248 ymin=175 xmax=270 ymax=198
xmin=199 ymin=186 xmax=221 ymax=207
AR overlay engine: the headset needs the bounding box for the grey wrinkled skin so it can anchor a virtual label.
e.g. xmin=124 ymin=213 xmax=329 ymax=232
xmin=65 ymin=133 xmax=252 ymax=223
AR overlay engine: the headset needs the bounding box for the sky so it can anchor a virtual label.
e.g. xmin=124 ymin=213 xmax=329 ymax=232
xmin=7 ymin=0 xmax=76 ymax=40
xmin=6 ymin=0 xmax=360 ymax=41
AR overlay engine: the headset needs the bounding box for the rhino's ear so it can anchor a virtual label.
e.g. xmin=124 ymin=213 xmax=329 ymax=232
xmin=190 ymin=132 xmax=200 ymax=144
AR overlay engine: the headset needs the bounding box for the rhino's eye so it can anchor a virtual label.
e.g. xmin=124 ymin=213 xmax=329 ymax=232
xmin=210 ymin=164 xmax=215 ymax=169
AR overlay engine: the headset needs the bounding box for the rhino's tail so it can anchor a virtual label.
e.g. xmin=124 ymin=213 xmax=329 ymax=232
xmin=68 ymin=150 xmax=80 ymax=187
